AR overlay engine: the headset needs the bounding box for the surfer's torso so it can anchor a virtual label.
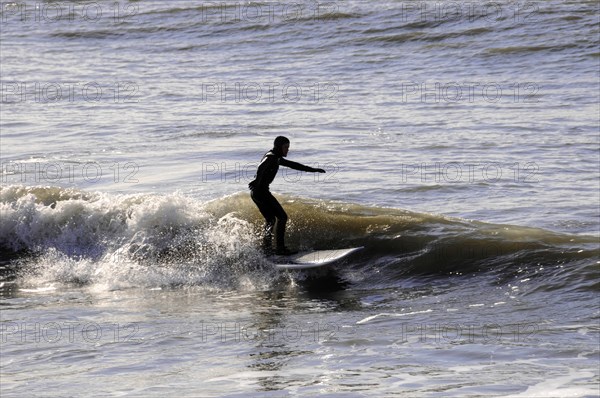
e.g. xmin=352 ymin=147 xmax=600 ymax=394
xmin=249 ymin=150 xmax=315 ymax=191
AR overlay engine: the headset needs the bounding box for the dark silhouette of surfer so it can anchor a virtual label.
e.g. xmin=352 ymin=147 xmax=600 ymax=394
xmin=249 ymin=136 xmax=325 ymax=255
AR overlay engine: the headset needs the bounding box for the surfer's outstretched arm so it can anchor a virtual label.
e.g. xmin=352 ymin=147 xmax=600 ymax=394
xmin=280 ymin=158 xmax=326 ymax=173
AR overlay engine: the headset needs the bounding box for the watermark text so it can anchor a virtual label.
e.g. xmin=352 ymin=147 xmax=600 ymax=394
xmin=1 ymin=81 xmax=139 ymax=103
xmin=200 ymin=82 xmax=339 ymax=104
xmin=1 ymin=321 xmax=140 ymax=344
xmin=2 ymin=161 xmax=140 ymax=184
xmin=398 ymin=81 xmax=539 ymax=103
xmin=1 ymin=2 xmax=138 ymax=23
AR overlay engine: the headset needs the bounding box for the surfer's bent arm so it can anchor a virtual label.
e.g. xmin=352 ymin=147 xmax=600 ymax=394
xmin=280 ymin=158 xmax=325 ymax=173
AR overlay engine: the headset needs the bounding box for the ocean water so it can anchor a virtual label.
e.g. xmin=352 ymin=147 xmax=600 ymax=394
xmin=1 ymin=1 xmax=599 ymax=396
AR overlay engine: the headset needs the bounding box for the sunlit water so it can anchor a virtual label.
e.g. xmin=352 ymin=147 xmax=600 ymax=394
xmin=1 ymin=1 xmax=599 ymax=396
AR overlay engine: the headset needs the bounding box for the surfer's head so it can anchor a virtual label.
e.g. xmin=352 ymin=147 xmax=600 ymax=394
xmin=273 ymin=136 xmax=290 ymax=157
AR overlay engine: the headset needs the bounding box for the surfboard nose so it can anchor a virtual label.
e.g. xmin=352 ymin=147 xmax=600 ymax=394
xmin=274 ymin=247 xmax=364 ymax=270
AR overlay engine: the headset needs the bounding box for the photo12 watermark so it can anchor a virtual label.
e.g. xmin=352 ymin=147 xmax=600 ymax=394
xmin=199 ymin=82 xmax=339 ymax=104
xmin=396 ymin=1 xmax=539 ymax=24
xmin=399 ymin=162 xmax=539 ymax=184
xmin=1 ymin=321 xmax=140 ymax=344
xmin=1 ymin=161 xmax=141 ymax=184
xmin=197 ymin=321 xmax=343 ymax=344
xmin=1 ymin=81 xmax=139 ymax=103
xmin=1 ymin=2 xmax=138 ymax=24
xmin=196 ymin=1 xmax=342 ymax=24
xmin=391 ymin=322 xmax=540 ymax=346
xmin=397 ymin=81 xmax=540 ymax=104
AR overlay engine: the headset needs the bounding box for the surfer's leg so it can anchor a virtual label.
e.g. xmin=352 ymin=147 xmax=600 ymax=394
xmin=251 ymin=190 xmax=276 ymax=252
xmin=267 ymin=196 xmax=288 ymax=250
xmin=251 ymin=190 xmax=289 ymax=252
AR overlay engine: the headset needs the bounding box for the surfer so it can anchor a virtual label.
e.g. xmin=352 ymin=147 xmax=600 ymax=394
xmin=249 ymin=136 xmax=325 ymax=255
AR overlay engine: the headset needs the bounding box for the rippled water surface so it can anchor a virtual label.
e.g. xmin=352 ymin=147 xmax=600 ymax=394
xmin=1 ymin=1 xmax=599 ymax=396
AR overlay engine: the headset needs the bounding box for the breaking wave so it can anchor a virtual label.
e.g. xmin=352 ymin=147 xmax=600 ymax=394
xmin=1 ymin=186 xmax=598 ymax=291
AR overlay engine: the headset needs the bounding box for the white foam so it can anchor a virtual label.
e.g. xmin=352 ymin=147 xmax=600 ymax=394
xmin=19 ymin=286 xmax=56 ymax=293
xmin=1 ymin=187 xmax=277 ymax=291
xmin=356 ymin=309 xmax=433 ymax=324
xmin=508 ymin=369 xmax=597 ymax=397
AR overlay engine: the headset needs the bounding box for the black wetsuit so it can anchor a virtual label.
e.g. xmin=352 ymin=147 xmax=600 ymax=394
xmin=249 ymin=149 xmax=318 ymax=251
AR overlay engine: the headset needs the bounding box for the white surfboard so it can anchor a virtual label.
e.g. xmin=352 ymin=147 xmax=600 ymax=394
xmin=273 ymin=247 xmax=363 ymax=270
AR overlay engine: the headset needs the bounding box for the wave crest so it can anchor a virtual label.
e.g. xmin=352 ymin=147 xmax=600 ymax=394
xmin=1 ymin=186 xmax=597 ymax=291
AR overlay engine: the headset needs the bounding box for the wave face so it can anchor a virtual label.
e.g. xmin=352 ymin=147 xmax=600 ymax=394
xmin=1 ymin=186 xmax=597 ymax=292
